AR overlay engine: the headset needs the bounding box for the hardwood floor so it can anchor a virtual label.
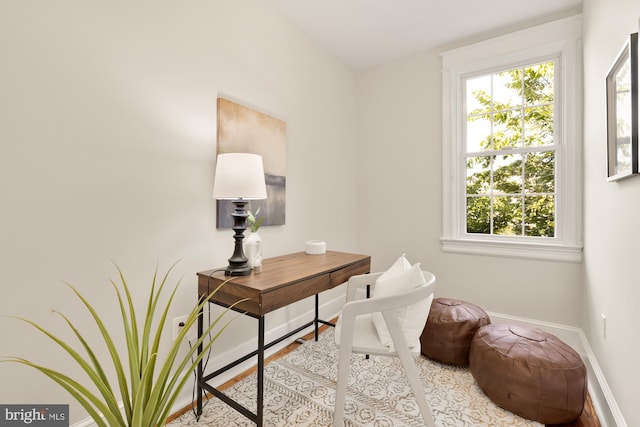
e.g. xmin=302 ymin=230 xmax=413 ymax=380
xmin=168 ymin=322 xmax=599 ymax=426
xmin=549 ymin=392 xmax=600 ymax=427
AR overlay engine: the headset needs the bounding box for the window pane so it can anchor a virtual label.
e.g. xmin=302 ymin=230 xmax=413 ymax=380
xmin=492 ymin=109 xmax=522 ymax=149
xmin=466 ymin=156 xmax=492 ymax=195
xmin=493 ymin=154 xmax=522 ymax=194
xmin=466 ymin=197 xmax=490 ymax=234
xmin=466 ymin=75 xmax=491 ymax=115
xmin=524 ymin=152 xmax=554 ymax=194
xmin=524 ymin=105 xmax=554 ymax=146
xmin=524 ymin=62 xmax=554 ymax=105
xmin=493 ymin=69 xmax=522 ymax=108
xmin=524 ymin=195 xmax=555 ymax=237
xmin=466 ymin=116 xmax=492 ymax=152
xmin=493 ymin=196 xmax=522 ymax=235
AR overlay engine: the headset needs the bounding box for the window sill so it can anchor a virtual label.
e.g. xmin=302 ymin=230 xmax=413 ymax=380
xmin=440 ymin=237 xmax=583 ymax=263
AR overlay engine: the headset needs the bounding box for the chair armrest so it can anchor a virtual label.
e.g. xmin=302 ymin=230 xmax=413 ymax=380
xmin=345 ymin=272 xmax=383 ymax=302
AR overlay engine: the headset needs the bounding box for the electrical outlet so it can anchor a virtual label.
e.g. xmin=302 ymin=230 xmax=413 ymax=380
xmin=601 ymin=313 xmax=606 ymax=339
xmin=172 ymin=315 xmax=197 ymax=343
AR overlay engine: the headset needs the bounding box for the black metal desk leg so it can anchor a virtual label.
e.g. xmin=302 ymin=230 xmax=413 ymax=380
xmin=314 ymin=294 xmax=319 ymax=341
xmin=196 ymin=300 xmax=204 ymax=417
xmin=257 ymin=316 xmax=265 ymax=427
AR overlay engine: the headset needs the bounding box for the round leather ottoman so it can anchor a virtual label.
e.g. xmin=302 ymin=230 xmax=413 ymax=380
xmin=470 ymin=323 xmax=587 ymax=424
xmin=420 ymin=298 xmax=490 ymax=366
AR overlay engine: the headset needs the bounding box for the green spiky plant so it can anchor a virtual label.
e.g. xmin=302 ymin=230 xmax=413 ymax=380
xmin=2 ymin=262 xmax=243 ymax=427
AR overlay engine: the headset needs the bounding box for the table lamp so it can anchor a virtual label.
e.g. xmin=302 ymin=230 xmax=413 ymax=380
xmin=213 ymin=153 xmax=267 ymax=276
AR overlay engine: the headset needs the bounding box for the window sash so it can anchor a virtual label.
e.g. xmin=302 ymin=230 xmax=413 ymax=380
xmin=461 ymin=60 xmax=559 ymax=240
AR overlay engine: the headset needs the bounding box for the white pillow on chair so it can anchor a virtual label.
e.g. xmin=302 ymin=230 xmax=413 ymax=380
xmin=372 ymin=255 xmax=430 ymax=352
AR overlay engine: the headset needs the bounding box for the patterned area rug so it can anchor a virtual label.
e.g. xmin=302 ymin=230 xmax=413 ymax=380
xmin=169 ymin=328 xmax=542 ymax=426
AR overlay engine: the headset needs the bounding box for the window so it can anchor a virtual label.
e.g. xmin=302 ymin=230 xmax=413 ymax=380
xmin=465 ymin=60 xmax=556 ymax=237
xmin=440 ymin=16 xmax=582 ymax=262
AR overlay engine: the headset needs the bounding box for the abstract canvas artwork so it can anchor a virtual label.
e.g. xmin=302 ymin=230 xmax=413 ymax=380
xmin=216 ymin=97 xmax=286 ymax=228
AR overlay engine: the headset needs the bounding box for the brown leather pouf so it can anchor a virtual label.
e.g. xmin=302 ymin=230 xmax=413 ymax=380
xmin=470 ymin=323 xmax=587 ymax=424
xmin=420 ymin=298 xmax=490 ymax=366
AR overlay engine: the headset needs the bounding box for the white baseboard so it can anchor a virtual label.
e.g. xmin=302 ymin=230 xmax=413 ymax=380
xmin=487 ymin=311 xmax=627 ymax=427
xmin=71 ymin=417 xmax=97 ymax=427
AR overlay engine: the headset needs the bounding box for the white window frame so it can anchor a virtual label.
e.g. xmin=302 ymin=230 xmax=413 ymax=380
xmin=440 ymin=16 xmax=583 ymax=263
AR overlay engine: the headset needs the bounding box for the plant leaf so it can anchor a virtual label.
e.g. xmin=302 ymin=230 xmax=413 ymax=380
xmin=1 ymin=358 xmax=116 ymax=427
xmin=7 ymin=316 xmax=126 ymax=427
xmin=145 ymin=284 xmax=247 ymax=427
xmin=62 ymin=282 xmax=132 ymax=423
xmin=51 ymin=311 xmax=124 ymax=426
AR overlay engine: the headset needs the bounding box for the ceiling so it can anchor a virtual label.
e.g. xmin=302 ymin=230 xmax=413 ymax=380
xmin=264 ymin=0 xmax=583 ymax=70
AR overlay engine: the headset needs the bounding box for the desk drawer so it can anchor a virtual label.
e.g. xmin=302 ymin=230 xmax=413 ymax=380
xmin=262 ymin=273 xmax=330 ymax=313
xmin=330 ymin=258 xmax=370 ymax=287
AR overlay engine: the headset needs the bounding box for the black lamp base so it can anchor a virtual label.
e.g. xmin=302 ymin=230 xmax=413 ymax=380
xmin=225 ymin=199 xmax=252 ymax=276
xmin=224 ymin=266 xmax=251 ymax=276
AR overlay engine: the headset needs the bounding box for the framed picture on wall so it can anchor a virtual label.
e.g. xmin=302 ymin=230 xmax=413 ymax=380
xmin=606 ymin=32 xmax=638 ymax=181
xmin=216 ymin=97 xmax=287 ymax=228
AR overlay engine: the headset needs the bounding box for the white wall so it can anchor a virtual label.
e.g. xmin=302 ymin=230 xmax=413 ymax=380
xmin=0 ymin=1 xmax=357 ymax=424
xmin=355 ymin=47 xmax=583 ymax=327
xmin=582 ymin=0 xmax=640 ymax=425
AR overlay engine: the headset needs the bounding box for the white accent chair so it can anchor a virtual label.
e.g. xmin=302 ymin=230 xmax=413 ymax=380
xmin=333 ymin=271 xmax=437 ymax=427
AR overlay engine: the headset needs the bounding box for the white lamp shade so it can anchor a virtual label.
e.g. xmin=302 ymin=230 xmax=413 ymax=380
xmin=212 ymin=153 xmax=267 ymax=200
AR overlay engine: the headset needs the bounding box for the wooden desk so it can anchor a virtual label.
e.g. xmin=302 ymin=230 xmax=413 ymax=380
xmin=196 ymin=251 xmax=370 ymax=426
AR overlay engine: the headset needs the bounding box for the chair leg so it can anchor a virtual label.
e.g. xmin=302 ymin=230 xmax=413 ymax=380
xmin=395 ymin=345 xmax=437 ymax=427
xmin=333 ymin=329 xmax=354 ymax=426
